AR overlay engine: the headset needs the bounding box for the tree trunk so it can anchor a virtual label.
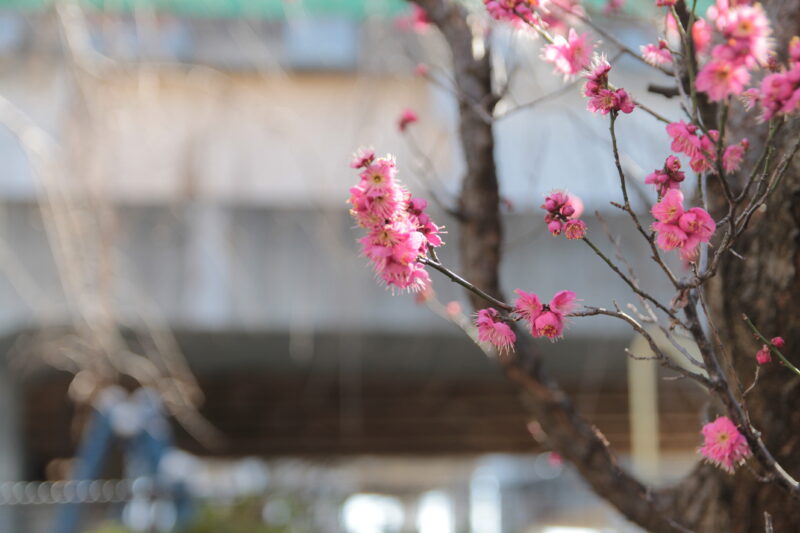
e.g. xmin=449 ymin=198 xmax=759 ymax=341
xmin=414 ymin=1 xmax=800 ymax=531
xmin=416 ymin=2 xmax=689 ymax=531
xmin=664 ymin=2 xmax=800 ymax=531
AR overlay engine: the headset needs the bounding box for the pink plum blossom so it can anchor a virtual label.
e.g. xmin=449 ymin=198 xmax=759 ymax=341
xmin=693 ymin=19 xmax=713 ymax=55
xmin=651 ymin=189 xmax=685 ymax=224
xmin=653 ymin=222 xmax=688 ymax=251
xmin=652 ymin=190 xmax=715 ymax=259
xmin=666 ymin=121 xmax=701 ymax=158
xmin=543 ymin=29 xmax=593 ymax=79
xmin=476 ymin=308 xmax=516 ymax=353
xmin=533 ymin=310 xmax=565 ymax=339
xmin=513 ymin=289 xmax=576 ymax=340
xmin=564 ymin=219 xmax=587 ymax=240
xmin=641 ymin=40 xmax=673 ymax=66
xmin=696 ymin=58 xmax=750 ymax=101
xmin=739 ymin=88 xmax=760 ymax=110
xmin=723 ymin=138 xmax=749 ymax=173
xmin=583 ymin=55 xmax=635 ymax=115
xmin=484 ymin=0 xmax=543 ymax=26
xmin=759 ymin=63 xmax=800 ymax=120
xmin=698 ymin=416 xmax=752 ymax=473
xmin=665 ymin=122 xmax=718 ymax=173
xmin=694 ymin=1 xmax=772 ymax=103
xmin=350 ymin=147 xmax=376 ymax=169
xmin=514 ymin=289 xmax=543 ymax=323
xmin=549 ymin=290 xmax=577 ymax=314
xmin=713 ymin=2 xmax=772 ymax=67
xmin=690 ymin=131 xmax=719 ymax=173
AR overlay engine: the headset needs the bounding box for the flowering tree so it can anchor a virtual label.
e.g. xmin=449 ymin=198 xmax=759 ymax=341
xmin=349 ymin=0 xmax=800 ymax=531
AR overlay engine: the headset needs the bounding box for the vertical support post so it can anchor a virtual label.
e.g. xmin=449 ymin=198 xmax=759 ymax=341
xmin=627 ymin=334 xmax=660 ymax=483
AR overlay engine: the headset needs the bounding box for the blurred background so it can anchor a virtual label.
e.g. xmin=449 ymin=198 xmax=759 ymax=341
xmin=0 ymin=0 xmax=707 ymax=531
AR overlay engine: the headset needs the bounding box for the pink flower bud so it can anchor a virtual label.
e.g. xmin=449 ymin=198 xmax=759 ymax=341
xmin=548 ymin=220 xmax=563 ymax=236
xmin=397 ymin=108 xmax=419 ymax=132
xmin=665 ymin=155 xmax=681 ymax=172
xmin=771 ymin=336 xmax=785 ymax=349
xmin=756 ymin=346 xmax=772 ymax=365
xmin=561 ymin=204 xmax=575 ymax=217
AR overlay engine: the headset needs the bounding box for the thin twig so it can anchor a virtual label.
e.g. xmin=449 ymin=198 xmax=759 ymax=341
xmin=419 ymin=256 xmax=513 ymax=311
xmin=743 ymin=314 xmax=800 ymax=377
xmin=572 ymin=306 xmax=710 ymax=385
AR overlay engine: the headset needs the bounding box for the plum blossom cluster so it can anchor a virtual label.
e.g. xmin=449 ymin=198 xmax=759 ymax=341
xmin=348 ymin=149 xmax=443 ymax=292
xmin=699 ymin=416 xmax=752 ymax=473
xmin=695 ymin=0 xmax=772 ymax=102
xmin=474 ymin=289 xmax=577 ymax=353
xmin=584 ymin=56 xmax=635 ymax=115
xmin=483 ymin=0 xmax=542 ymax=25
xmin=645 ymin=155 xmax=685 ymax=197
xmin=666 ymin=121 xmax=748 ymax=174
xmin=756 ymin=38 xmax=800 ymax=120
xmin=543 ymin=28 xmax=593 ymax=79
xmin=541 ymin=190 xmax=586 ymax=239
xmin=514 ymin=289 xmax=576 ymax=339
xmin=756 ymin=336 xmax=784 ymax=365
xmin=651 ymin=189 xmax=716 ymax=260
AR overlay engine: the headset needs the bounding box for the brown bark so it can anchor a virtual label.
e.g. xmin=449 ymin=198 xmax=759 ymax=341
xmin=662 ymin=2 xmax=800 ymax=531
xmin=414 ymin=1 xmax=686 ymax=531
xmin=413 ymin=0 xmax=503 ymax=310
xmin=413 ymin=1 xmax=800 ymax=531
